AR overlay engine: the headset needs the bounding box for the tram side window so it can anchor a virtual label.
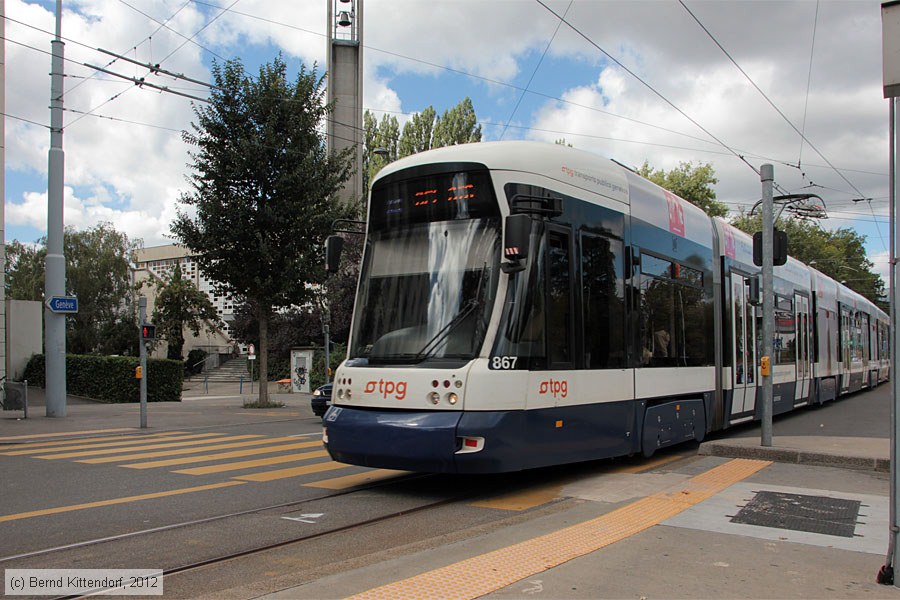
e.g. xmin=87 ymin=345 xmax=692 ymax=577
xmin=493 ymin=233 xmax=547 ymax=366
xmin=853 ymin=313 xmax=863 ymax=362
xmin=839 ymin=307 xmax=852 ymax=366
xmin=639 ymin=254 xmax=706 ymax=367
xmin=774 ymin=295 xmax=795 ymax=365
xmin=547 ymin=231 xmax=573 ymax=366
xmin=581 ymin=233 xmax=625 ymax=368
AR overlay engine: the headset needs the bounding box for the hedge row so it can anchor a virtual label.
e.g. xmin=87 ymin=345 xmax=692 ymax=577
xmin=24 ymin=354 xmax=183 ymax=403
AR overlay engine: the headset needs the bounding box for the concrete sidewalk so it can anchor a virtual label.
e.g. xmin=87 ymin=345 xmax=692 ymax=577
xmin=0 ymin=381 xmax=317 ymax=443
xmin=700 ymin=434 xmax=891 ymax=472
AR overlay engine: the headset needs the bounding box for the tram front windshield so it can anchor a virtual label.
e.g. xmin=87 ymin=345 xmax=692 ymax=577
xmin=350 ymin=169 xmax=501 ymax=364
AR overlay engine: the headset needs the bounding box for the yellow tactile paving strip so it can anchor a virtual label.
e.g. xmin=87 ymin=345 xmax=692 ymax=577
xmin=470 ymin=453 xmax=683 ymax=511
xmin=347 ymin=458 xmax=771 ymax=600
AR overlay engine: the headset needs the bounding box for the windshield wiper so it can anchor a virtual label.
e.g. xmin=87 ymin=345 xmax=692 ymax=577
xmin=414 ymin=299 xmax=480 ymax=361
xmin=415 ymin=263 xmax=488 ymax=361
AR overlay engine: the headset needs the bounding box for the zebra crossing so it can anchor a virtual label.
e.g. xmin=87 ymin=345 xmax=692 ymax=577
xmin=0 ymin=430 xmax=686 ymax=525
xmin=0 ymin=430 xmax=401 ymax=489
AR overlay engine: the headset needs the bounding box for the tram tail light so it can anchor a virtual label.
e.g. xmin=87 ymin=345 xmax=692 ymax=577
xmin=456 ymin=436 xmax=484 ymax=454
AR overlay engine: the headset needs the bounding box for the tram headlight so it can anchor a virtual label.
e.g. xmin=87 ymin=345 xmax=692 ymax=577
xmin=428 ymin=391 xmax=441 ymax=405
xmin=447 ymin=392 xmax=459 ymax=405
xmin=337 ymin=388 xmax=344 ymax=400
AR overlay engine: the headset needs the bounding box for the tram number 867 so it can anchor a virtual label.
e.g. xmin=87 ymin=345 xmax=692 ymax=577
xmin=491 ymin=356 xmax=518 ymax=370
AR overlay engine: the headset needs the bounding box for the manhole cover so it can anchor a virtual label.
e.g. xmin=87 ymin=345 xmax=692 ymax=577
xmin=730 ymin=491 xmax=861 ymax=538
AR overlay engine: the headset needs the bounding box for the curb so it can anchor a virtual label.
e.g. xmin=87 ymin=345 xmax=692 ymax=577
xmin=699 ymin=441 xmax=890 ymax=473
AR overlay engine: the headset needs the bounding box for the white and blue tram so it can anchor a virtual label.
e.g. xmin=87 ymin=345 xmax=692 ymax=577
xmin=322 ymin=141 xmax=888 ymax=473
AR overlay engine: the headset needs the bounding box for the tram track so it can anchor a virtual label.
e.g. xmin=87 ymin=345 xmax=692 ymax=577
xmin=38 ymin=478 xmax=503 ymax=600
xmin=0 ymin=471 xmax=432 ymax=565
xmin=4 ymin=449 xmax=694 ymax=599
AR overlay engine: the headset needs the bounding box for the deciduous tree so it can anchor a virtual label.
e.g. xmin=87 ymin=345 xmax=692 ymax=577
xmin=432 ymin=97 xmax=481 ymax=149
xmin=638 ymin=161 xmax=727 ymax=218
xmin=398 ymin=106 xmax=438 ymax=158
xmin=730 ymin=213 xmax=884 ymax=305
xmin=172 ymin=56 xmax=355 ymax=407
xmin=363 ymin=111 xmax=400 ymax=191
xmin=6 ymin=224 xmax=141 ymax=355
xmin=150 ymin=263 xmax=221 ymax=361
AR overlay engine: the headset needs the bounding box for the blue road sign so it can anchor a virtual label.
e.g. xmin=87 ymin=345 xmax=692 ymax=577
xmin=46 ymin=296 xmax=78 ymax=313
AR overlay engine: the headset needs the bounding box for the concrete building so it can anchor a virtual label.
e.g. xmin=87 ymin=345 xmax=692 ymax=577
xmin=133 ymin=245 xmax=235 ymax=363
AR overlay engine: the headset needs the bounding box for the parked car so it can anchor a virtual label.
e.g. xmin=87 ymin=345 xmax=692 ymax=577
xmin=311 ymin=383 xmax=333 ymax=417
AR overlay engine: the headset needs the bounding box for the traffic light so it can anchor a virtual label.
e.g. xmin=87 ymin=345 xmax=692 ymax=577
xmin=141 ymin=324 xmax=157 ymax=340
xmin=752 ymin=229 xmax=788 ymax=267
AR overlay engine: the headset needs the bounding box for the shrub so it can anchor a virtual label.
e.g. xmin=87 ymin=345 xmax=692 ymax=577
xmin=23 ymin=354 xmax=183 ymax=403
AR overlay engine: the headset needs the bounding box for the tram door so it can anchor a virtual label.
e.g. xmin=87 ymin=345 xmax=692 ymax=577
xmin=794 ymin=294 xmax=811 ymax=405
xmin=840 ymin=306 xmax=852 ymax=393
xmin=730 ymin=274 xmax=757 ymax=417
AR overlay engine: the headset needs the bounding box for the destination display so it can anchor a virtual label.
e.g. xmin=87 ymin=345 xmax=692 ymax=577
xmin=370 ymin=170 xmax=499 ymax=229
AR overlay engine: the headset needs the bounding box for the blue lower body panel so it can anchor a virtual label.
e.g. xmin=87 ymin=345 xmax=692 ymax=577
xmin=323 ymin=408 xmax=464 ymax=473
xmin=323 ymin=400 xmax=638 ymax=474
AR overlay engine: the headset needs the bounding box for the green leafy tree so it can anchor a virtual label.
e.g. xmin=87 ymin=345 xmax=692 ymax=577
xmin=638 ymin=161 xmax=727 ymax=218
xmin=5 ymin=240 xmax=44 ymax=301
xmin=432 ymin=97 xmax=482 ymax=149
xmin=363 ymin=110 xmax=400 ymax=191
xmin=172 ymin=56 xmax=355 ymax=407
xmin=66 ymin=224 xmax=142 ymax=355
xmin=6 ymin=224 xmax=141 ymax=355
xmin=150 ymin=263 xmax=221 ymax=361
xmin=398 ymin=106 xmax=438 ymax=158
xmin=730 ymin=213 xmax=884 ymax=305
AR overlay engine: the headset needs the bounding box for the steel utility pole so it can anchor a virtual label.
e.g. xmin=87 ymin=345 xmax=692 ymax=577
xmin=139 ymin=298 xmax=147 ymax=429
xmin=760 ymin=164 xmax=775 ymax=447
xmin=1 ymin=0 xmax=7 ymax=387
xmin=45 ymin=0 xmax=66 ymax=417
xmin=881 ymin=0 xmax=900 ymax=586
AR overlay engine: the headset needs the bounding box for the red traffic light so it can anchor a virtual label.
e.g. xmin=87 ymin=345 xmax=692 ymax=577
xmin=141 ymin=324 xmax=156 ymax=340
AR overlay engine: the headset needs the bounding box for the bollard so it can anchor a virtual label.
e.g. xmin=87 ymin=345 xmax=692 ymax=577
xmin=240 ymin=375 xmax=243 ymax=394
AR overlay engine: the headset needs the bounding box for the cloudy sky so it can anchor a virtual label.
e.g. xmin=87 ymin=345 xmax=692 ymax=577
xmin=3 ymin=0 xmax=893 ymax=280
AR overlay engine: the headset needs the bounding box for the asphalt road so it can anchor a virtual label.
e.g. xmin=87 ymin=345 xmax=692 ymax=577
xmin=0 ymin=383 xmax=895 ymax=598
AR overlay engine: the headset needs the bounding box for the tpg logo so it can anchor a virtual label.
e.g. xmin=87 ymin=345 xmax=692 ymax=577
xmin=538 ymin=379 xmax=568 ymax=399
xmin=364 ymin=379 xmax=408 ymax=400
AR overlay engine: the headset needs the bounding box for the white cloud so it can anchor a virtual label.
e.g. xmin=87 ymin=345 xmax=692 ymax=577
xmin=526 ymin=0 xmax=888 ymax=223
xmin=6 ymin=0 xmax=208 ymax=245
xmin=3 ymin=0 xmax=891 ymax=257
xmin=869 ymin=249 xmax=891 ymax=283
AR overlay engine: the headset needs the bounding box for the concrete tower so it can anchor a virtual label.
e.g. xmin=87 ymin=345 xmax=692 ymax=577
xmin=326 ymin=0 xmax=364 ymax=210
